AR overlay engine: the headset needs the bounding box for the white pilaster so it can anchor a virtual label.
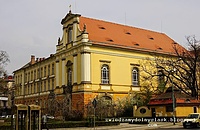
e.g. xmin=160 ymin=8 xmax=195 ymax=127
xmin=81 ymin=52 xmax=91 ymax=82
xmin=73 ymin=54 xmax=77 ymax=83
xmin=22 ymin=72 xmax=25 ymax=96
xmin=56 ymin=60 xmax=59 ymax=87
xmin=62 ymin=58 xmax=66 ymax=86
xmin=73 ymin=22 xmax=77 ymax=46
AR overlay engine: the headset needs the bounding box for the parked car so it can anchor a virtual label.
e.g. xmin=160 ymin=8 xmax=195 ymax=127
xmin=182 ymin=113 xmax=200 ymax=128
xmin=0 ymin=115 xmax=6 ymax=118
xmin=46 ymin=114 xmax=54 ymax=119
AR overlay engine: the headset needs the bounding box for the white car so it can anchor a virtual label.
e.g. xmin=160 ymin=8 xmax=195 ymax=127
xmin=0 ymin=115 xmax=6 ymax=118
xmin=182 ymin=113 xmax=200 ymax=128
xmin=46 ymin=114 xmax=54 ymax=119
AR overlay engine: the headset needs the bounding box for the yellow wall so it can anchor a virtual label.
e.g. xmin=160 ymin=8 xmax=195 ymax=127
xmin=90 ymin=46 xmax=158 ymax=93
xmin=149 ymin=105 xmax=200 ymax=117
xmin=176 ymin=106 xmax=193 ymax=117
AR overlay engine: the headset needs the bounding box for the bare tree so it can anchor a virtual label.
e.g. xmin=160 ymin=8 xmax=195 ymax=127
xmin=86 ymin=96 xmax=116 ymax=119
xmin=0 ymin=50 xmax=9 ymax=76
xmin=172 ymin=36 xmax=200 ymax=99
xmin=141 ymin=36 xmax=200 ymax=99
xmin=0 ymin=50 xmax=10 ymax=95
xmin=47 ymin=90 xmax=58 ymax=116
xmin=0 ymin=77 xmax=7 ymax=95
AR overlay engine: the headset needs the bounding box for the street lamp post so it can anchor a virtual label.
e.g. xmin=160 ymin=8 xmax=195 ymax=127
xmin=172 ymin=83 xmax=176 ymax=125
xmin=92 ymin=98 xmax=97 ymax=130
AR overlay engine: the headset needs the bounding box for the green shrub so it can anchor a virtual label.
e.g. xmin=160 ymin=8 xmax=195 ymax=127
xmin=47 ymin=120 xmax=119 ymax=129
xmin=64 ymin=110 xmax=84 ymax=121
xmin=0 ymin=120 xmax=119 ymax=129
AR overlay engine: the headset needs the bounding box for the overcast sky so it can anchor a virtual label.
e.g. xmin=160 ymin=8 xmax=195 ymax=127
xmin=0 ymin=0 xmax=200 ymax=75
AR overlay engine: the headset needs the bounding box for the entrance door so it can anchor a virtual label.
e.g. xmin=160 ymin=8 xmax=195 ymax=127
xmin=194 ymin=107 xmax=197 ymax=113
xmin=151 ymin=108 xmax=156 ymax=117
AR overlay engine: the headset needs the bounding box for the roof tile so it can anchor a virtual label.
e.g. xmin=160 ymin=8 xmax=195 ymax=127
xmin=79 ymin=16 xmax=183 ymax=54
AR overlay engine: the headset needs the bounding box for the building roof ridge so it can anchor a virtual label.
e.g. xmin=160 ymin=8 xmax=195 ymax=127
xmin=80 ymin=15 xmax=166 ymax=36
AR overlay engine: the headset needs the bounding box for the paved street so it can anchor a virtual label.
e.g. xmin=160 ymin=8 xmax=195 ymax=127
xmin=49 ymin=122 xmax=185 ymax=130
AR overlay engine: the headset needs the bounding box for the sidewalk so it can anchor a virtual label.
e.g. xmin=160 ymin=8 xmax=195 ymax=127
xmin=149 ymin=122 xmax=182 ymax=128
xmin=49 ymin=122 xmax=182 ymax=130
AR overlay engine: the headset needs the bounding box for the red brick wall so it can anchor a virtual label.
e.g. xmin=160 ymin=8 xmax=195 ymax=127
xmin=72 ymin=92 xmax=98 ymax=116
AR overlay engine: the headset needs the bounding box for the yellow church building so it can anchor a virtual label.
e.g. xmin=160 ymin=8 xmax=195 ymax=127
xmin=13 ymin=11 xmax=184 ymax=117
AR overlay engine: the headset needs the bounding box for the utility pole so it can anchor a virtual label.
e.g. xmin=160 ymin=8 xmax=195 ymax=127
xmin=172 ymin=83 xmax=176 ymax=125
xmin=171 ymin=68 xmax=176 ymax=125
xmin=10 ymin=87 xmax=15 ymax=130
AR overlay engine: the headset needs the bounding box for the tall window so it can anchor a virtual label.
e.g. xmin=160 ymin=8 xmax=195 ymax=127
xmin=132 ymin=68 xmax=139 ymax=86
xmin=28 ymin=72 xmax=30 ymax=81
xmin=25 ymin=73 xmax=27 ymax=82
xmin=16 ymin=77 xmax=18 ymax=84
xmin=44 ymin=66 xmax=46 ymax=77
xmin=37 ymin=82 xmax=40 ymax=93
xmin=52 ymin=79 xmax=54 ymax=90
xmin=41 ymin=81 xmax=43 ymax=92
xmin=48 ymin=79 xmax=50 ymax=90
xmin=34 ymin=70 xmax=36 ymax=80
xmin=31 ymin=84 xmax=33 ymax=94
xmin=31 ymin=71 xmax=33 ymax=80
xmin=37 ymin=69 xmax=40 ymax=78
xmin=28 ymin=85 xmax=30 ymax=94
xmin=67 ymin=68 xmax=72 ymax=85
xmin=68 ymin=27 xmax=73 ymax=43
xmin=101 ymin=64 xmax=109 ymax=84
xmin=24 ymin=85 xmax=27 ymax=95
xmin=41 ymin=68 xmax=43 ymax=78
xmin=52 ymin=63 xmax=54 ymax=75
xmin=48 ymin=64 xmax=50 ymax=76
xmin=66 ymin=60 xmax=73 ymax=86
xmin=34 ymin=83 xmax=36 ymax=93
xmin=44 ymin=80 xmax=46 ymax=91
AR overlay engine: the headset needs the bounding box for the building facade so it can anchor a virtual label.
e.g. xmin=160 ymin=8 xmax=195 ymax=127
xmin=149 ymin=87 xmax=200 ymax=118
xmin=13 ymin=11 xmax=182 ymax=116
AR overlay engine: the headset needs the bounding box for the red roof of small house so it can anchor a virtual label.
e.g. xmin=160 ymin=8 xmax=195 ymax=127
xmin=3 ymin=75 xmax=14 ymax=82
xmin=79 ymin=16 xmax=185 ymax=54
xmin=149 ymin=87 xmax=200 ymax=106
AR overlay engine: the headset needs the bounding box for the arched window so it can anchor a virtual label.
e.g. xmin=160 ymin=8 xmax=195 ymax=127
xmin=132 ymin=68 xmax=139 ymax=86
xmin=67 ymin=68 xmax=72 ymax=86
xmin=101 ymin=64 xmax=109 ymax=84
xmin=67 ymin=27 xmax=73 ymax=43
xmin=101 ymin=96 xmax=112 ymax=105
xmin=66 ymin=60 xmax=73 ymax=86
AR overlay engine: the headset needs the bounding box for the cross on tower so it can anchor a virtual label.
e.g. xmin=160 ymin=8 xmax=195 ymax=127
xmin=69 ymin=5 xmax=72 ymax=12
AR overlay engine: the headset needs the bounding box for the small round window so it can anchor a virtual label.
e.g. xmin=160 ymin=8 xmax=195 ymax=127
xmin=140 ymin=108 xmax=146 ymax=114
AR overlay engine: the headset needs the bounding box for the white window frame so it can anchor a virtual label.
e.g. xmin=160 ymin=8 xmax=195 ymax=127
xmin=132 ymin=68 xmax=139 ymax=86
xmin=68 ymin=68 xmax=72 ymax=85
xmin=68 ymin=27 xmax=73 ymax=43
xmin=101 ymin=65 xmax=109 ymax=84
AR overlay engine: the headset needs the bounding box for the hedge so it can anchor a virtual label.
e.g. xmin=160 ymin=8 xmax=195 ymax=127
xmin=0 ymin=121 xmax=119 ymax=129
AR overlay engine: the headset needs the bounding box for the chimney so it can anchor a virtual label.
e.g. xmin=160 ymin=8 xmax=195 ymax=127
xmin=31 ymin=55 xmax=35 ymax=65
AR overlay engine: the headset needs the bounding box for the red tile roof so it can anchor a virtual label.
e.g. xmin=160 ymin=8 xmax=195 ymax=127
xmin=149 ymin=90 xmax=200 ymax=105
xmin=149 ymin=98 xmax=200 ymax=105
xmin=79 ymin=16 xmax=184 ymax=54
